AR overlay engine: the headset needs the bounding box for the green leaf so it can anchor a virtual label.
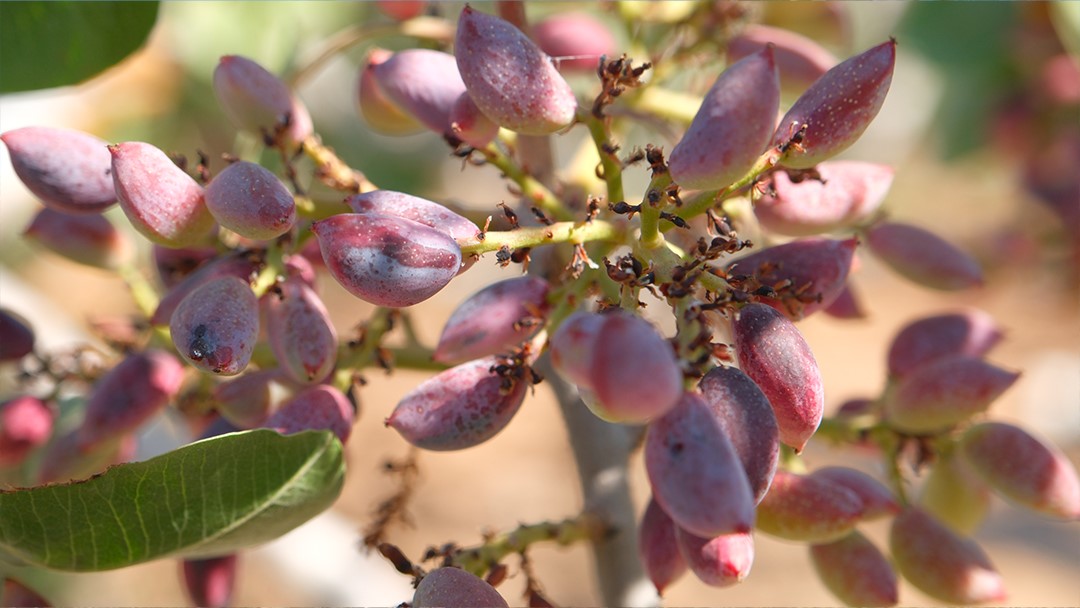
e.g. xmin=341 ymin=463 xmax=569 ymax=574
xmin=0 ymin=2 xmax=160 ymax=93
xmin=0 ymin=430 xmax=344 ymax=571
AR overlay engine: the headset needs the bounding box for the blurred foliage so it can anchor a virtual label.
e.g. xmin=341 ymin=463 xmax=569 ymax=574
xmin=0 ymin=2 xmax=160 ymax=93
xmin=897 ymin=2 xmax=1020 ymax=160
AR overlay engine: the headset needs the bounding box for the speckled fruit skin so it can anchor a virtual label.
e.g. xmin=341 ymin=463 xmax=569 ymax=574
xmin=727 ymin=238 xmax=857 ymax=320
xmin=23 ymin=208 xmax=131 ymax=270
xmin=434 ymin=276 xmax=550 ymax=364
xmin=204 ymin=161 xmax=296 ymax=240
xmin=727 ymin=24 xmax=837 ymax=92
xmin=753 ymin=161 xmax=894 ymax=236
xmin=755 ymin=470 xmax=864 ymax=542
xmin=213 ymin=55 xmax=311 ymax=144
xmin=265 ymin=279 xmax=338 ymax=385
xmin=169 ymin=276 xmax=259 ymax=376
xmin=698 ymin=365 xmax=779 ymax=504
xmin=531 ymin=12 xmax=616 ymax=72
xmin=369 ymin=48 xmax=466 ymax=136
xmin=311 ymin=212 xmax=461 ymax=308
xmin=866 ymin=222 xmax=984 ymax=290
xmin=449 ymin=91 xmax=499 ymax=148
xmin=775 ymin=40 xmax=896 ymax=168
xmin=674 ymin=527 xmax=754 ymax=588
xmin=961 ymin=422 xmax=1080 ymax=520
xmin=883 ymin=355 xmax=1019 ymax=434
xmin=109 ymin=142 xmax=215 ymax=247
xmin=889 ymin=507 xmax=1006 ymax=605
xmin=644 ymin=391 xmax=756 ymax=538
xmin=810 ymin=530 xmax=898 ymax=607
xmin=344 ymin=190 xmax=479 ymax=243
xmin=151 ymin=253 xmax=259 ymax=326
xmin=550 ymin=310 xmax=682 ymax=423
xmin=1 ymin=126 xmax=116 ymax=213
xmin=78 ymin=349 xmax=185 ymax=450
xmin=455 ymin=6 xmax=577 ymax=135
xmin=358 ymin=48 xmax=425 ymax=135
xmin=810 ymin=466 xmax=899 ymax=520
xmin=385 ymin=356 xmax=527 ymax=451
xmin=638 ymin=497 xmax=688 ymax=595
xmin=733 ymin=303 xmax=824 ymax=452
xmin=669 ymin=46 xmax=780 ymax=191
xmin=264 ymin=385 xmax=354 ymax=443
xmin=413 ymin=567 xmax=509 ymax=608
xmin=886 ymin=308 xmax=1003 ymax=379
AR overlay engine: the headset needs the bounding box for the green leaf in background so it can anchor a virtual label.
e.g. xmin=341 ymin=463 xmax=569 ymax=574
xmin=0 ymin=2 xmax=160 ymax=93
xmin=897 ymin=2 xmax=1020 ymax=160
xmin=0 ymin=430 xmax=344 ymax=571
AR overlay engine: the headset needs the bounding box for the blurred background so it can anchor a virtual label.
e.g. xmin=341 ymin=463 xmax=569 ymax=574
xmin=1 ymin=1 xmax=1078 ymax=606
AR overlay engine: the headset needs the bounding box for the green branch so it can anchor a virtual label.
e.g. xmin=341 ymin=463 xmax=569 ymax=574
xmin=459 ymin=220 xmax=621 ymax=256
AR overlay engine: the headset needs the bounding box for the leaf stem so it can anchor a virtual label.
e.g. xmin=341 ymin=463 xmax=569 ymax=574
xmin=452 ymin=515 xmax=608 ymax=577
xmin=459 ymin=220 xmax=621 ymax=256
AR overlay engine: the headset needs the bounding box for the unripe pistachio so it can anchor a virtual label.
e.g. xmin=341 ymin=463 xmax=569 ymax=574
xmin=774 ymin=40 xmax=896 ymax=168
xmin=2 ymin=578 xmax=51 ymax=608
xmin=0 ymin=309 xmax=35 ymax=362
xmin=822 ymin=282 xmax=865 ymax=319
xmin=961 ymin=422 xmax=1080 ymax=520
xmin=109 ymin=142 xmax=215 ymax=247
xmin=358 ymin=48 xmax=425 ymax=135
xmin=376 ymin=0 xmax=426 ymax=21
xmin=887 ymin=308 xmax=1003 ymax=379
xmin=638 ymin=497 xmax=688 ymax=595
xmin=449 ymin=91 xmax=499 ymax=148
xmin=889 ymin=507 xmax=1006 ymax=605
xmin=810 ymin=530 xmax=898 ymax=607
xmin=755 ymin=469 xmax=863 ymax=542
xmin=645 ymin=391 xmax=756 ymax=538
xmin=264 ymin=384 xmax=353 ymax=443
xmin=345 ymin=190 xmax=480 ymax=243
xmin=181 ymin=554 xmax=237 ymax=608
xmin=369 ymin=48 xmax=466 ymax=137
xmin=866 ymin=222 xmax=983 ymax=290
xmin=212 ymin=368 xmax=294 ymax=429
xmin=0 ymin=396 xmax=54 ymax=466
xmin=169 ymin=276 xmax=260 ymax=376
xmin=151 ymin=253 xmax=259 ymax=326
xmin=883 ymin=355 xmax=1019 ymax=434
xmin=1 ymin=126 xmax=116 ymax=213
xmin=152 ymin=244 xmax=219 ymax=288
xmin=413 ymin=567 xmax=509 ymax=608
xmin=455 ymin=6 xmax=578 ymax=135
xmin=727 ymin=237 xmax=857 ymax=320
xmin=698 ymin=365 xmax=780 ymax=503
xmin=23 ymin=207 xmax=132 ymax=270
xmin=727 ymin=25 xmax=837 ymax=93
xmin=204 ymin=161 xmax=296 ymax=240
xmin=37 ymin=430 xmax=136 ymax=484
xmin=78 ymin=350 xmax=185 ymax=450
xmin=312 ymin=213 xmax=461 ymax=308
xmin=386 ymin=356 xmax=528 ymax=451
xmin=733 ymin=303 xmax=824 ymax=452
xmin=213 ymin=55 xmax=312 ymax=144
xmin=265 ymin=280 xmax=338 ymax=384
xmin=810 ymin=466 xmax=900 ymax=520
xmin=532 ymin=12 xmax=616 ymax=73
xmin=754 ymin=162 xmax=894 ymax=236
xmin=674 ymin=527 xmax=754 ymax=588
xmin=918 ymin=449 xmax=992 ymax=535
xmin=550 ymin=310 xmax=682 ymax=423
xmin=434 ymin=276 xmax=550 ymax=364
xmin=669 ymin=47 xmax=780 ymax=191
